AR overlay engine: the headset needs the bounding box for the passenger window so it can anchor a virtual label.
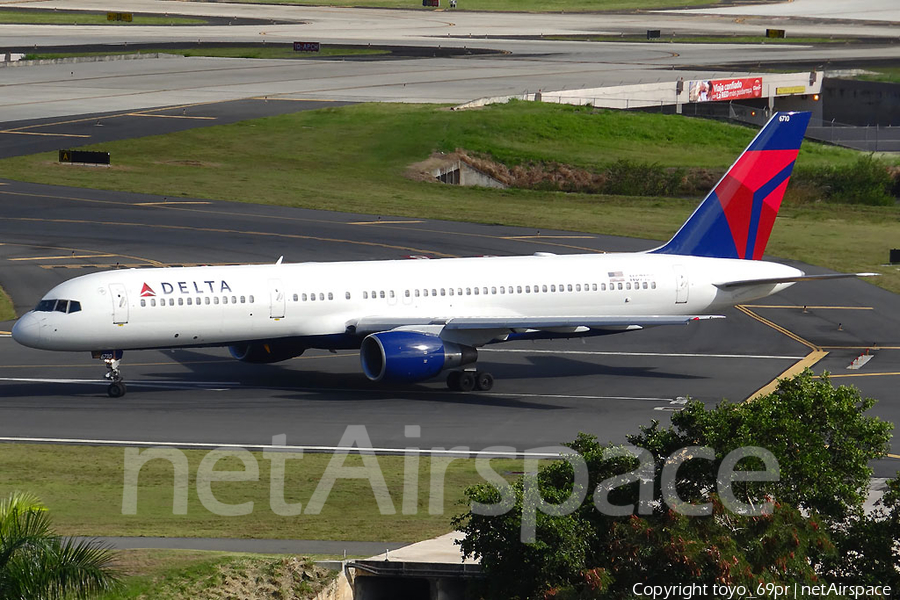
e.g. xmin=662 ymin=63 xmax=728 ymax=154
xmin=311 ymin=294 xmax=316 ymax=302
xmin=601 ymin=283 xmax=607 ymax=291
xmin=441 ymin=289 xmax=446 ymax=296
xmin=651 ymin=282 xmax=657 ymax=289
xmin=432 ymin=289 xmax=437 ymax=297
xmin=517 ymin=286 xmax=522 ymax=294
xmin=592 ymin=283 xmax=597 ymax=291
xmin=214 ymin=297 xmax=219 ymax=305
xmin=542 ymin=285 xmax=548 ymax=292
xmin=500 ymin=287 xmax=505 ymax=294
xmin=345 ymin=292 xmax=351 ymax=300
xmin=617 ymin=283 xmax=623 ymax=290
xmin=482 ymin=287 xmax=488 ymax=295
xmin=178 ymin=298 xmax=184 ymax=306
xmin=378 ymin=291 xmax=384 ymax=299
xmin=626 ymin=282 xmax=632 ymax=290
xmin=567 ymin=284 xmax=573 ymax=292
xmin=222 ymin=297 xmax=228 ymax=305
xmin=140 ymin=299 xmax=146 ymax=308
xmin=363 ymin=291 xmax=368 ymax=300
xmin=320 ymin=293 xmax=325 ymax=301
xmin=232 ymin=296 xmax=237 ymax=304
xmin=550 ymin=285 xmax=556 ymax=292
xmin=642 ymin=282 xmax=648 ymax=289
xmin=405 ymin=290 xmax=410 ymax=297
xmin=302 ymin=293 xmax=308 ymax=301
xmin=205 ymin=297 xmax=210 ymax=305
xmin=491 ymin=287 xmax=497 ymax=294
xmin=372 ymin=290 xmax=376 ymax=299
xmin=525 ymin=286 xmax=530 ymax=293
xmin=466 ymin=288 xmax=471 ymax=295
xmin=449 ymin=288 xmax=454 ymax=296
xmin=423 ymin=289 xmax=429 ymax=297
xmin=249 ymin=295 xmax=254 ymax=303
xmin=241 ymin=296 xmax=246 ymax=303
xmin=458 ymin=288 xmax=463 ymax=296
xmin=293 ymin=294 xmax=298 ymax=302
xmin=474 ymin=287 xmax=479 ymax=295
xmin=575 ymin=284 xmax=581 ymax=292
xmin=187 ymin=297 xmax=192 ymax=306
xmin=329 ymin=292 xmax=334 ymax=300
xmin=415 ymin=290 xmax=420 ymax=297
xmin=151 ymin=299 xmax=156 ymax=307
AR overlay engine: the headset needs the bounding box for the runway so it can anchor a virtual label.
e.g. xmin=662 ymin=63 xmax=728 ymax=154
xmin=0 ymin=179 xmax=897 ymax=476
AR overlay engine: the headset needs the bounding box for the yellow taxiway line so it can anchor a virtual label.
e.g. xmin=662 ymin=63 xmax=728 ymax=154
xmin=10 ymin=254 xmax=117 ymax=261
xmin=744 ymin=304 xmax=873 ymax=310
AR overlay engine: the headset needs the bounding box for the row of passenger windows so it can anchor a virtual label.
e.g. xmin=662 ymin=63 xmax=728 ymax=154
xmin=34 ymin=299 xmax=82 ymax=313
xmin=293 ymin=292 xmax=337 ymax=302
xmin=140 ymin=295 xmax=255 ymax=308
xmin=360 ymin=281 xmax=657 ymax=299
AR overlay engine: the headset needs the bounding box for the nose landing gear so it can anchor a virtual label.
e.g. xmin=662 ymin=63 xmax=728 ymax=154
xmin=93 ymin=350 xmax=127 ymax=398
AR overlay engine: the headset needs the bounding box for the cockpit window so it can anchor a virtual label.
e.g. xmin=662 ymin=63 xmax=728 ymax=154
xmin=35 ymin=300 xmax=56 ymax=312
xmin=34 ymin=299 xmax=82 ymax=313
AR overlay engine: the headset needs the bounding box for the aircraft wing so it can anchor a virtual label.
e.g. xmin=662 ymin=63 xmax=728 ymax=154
xmin=714 ymin=272 xmax=879 ymax=290
xmin=351 ymin=314 xmax=723 ymax=335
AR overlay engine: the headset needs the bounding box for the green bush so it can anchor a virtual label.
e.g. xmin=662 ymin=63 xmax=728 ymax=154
xmin=599 ymin=160 xmax=685 ymax=197
xmin=796 ymin=154 xmax=895 ymax=206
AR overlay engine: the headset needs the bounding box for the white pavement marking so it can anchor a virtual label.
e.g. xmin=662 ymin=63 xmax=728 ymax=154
xmin=0 ymin=436 xmax=566 ymax=458
xmin=480 ymin=348 xmax=805 ymax=360
xmin=0 ymin=377 xmax=239 ymax=387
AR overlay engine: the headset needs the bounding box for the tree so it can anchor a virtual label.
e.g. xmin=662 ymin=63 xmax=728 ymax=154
xmin=0 ymin=492 xmax=120 ymax=600
xmin=454 ymin=371 xmax=895 ymax=599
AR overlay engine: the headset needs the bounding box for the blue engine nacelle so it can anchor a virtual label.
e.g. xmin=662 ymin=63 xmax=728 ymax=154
xmin=360 ymin=331 xmax=477 ymax=383
xmin=229 ymin=340 xmax=305 ymax=364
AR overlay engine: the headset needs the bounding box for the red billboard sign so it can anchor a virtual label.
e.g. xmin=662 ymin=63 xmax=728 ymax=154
xmin=688 ymin=77 xmax=762 ymax=103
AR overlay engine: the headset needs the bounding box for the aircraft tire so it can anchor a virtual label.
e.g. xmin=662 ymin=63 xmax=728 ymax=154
xmin=475 ymin=371 xmax=494 ymax=391
xmin=458 ymin=371 xmax=476 ymax=392
xmin=447 ymin=371 xmax=461 ymax=391
xmin=107 ymin=382 xmax=126 ymax=398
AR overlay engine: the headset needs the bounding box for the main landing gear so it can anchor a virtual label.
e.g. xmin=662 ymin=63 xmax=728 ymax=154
xmin=93 ymin=350 xmax=127 ymax=398
xmin=446 ymin=369 xmax=494 ymax=392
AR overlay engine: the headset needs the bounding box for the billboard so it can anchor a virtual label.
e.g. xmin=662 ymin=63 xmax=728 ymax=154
xmin=688 ymin=77 xmax=762 ymax=103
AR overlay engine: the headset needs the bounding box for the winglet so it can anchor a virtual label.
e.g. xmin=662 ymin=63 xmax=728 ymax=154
xmin=651 ymin=112 xmax=811 ymax=260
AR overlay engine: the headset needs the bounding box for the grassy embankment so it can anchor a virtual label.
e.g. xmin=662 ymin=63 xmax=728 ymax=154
xmin=0 ymin=102 xmax=895 ymax=293
xmin=25 ymin=46 xmax=389 ymax=60
xmin=0 ymin=285 xmax=13 ymax=321
xmin=0 ymin=10 xmax=205 ymax=25
xmin=0 ymin=443 xmax=519 ymax=541
xmin=101 ymin=550 xmax=335 ymax=600
xmin=857 ymin=67 xmax=900 ymax=84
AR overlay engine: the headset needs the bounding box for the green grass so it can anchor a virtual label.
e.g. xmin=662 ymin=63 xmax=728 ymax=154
xmin=232 ymin=0 xmax=720 ymax=10
xmin=0 ymin=444 xmax=520 ymax=541
xmin=101 ymin=550 xmax=335 ymax=600
xmin=25 ymin=46 xmax=389 ymax=61
xmin=0 ymin=102 xmax=895 ymax=293
xmin=549 ymin=34 xmax=849 ymax=44
xmin=0 ymin=10 xmax=206 ymax=25
xmin=0 ymin=285 xmax=13 ymax=321
xmin=857 ymin=67 xmax=900 ymax=84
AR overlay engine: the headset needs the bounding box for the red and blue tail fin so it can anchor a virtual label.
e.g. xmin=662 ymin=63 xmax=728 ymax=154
xmin=651 ymin=111 xmax=810 ymax=260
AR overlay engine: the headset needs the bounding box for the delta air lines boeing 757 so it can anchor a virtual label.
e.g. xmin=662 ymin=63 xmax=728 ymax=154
xmin=12 ymin=112 xmax=875 ymax=397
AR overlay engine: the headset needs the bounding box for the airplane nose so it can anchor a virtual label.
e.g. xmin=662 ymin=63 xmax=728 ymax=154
xmin=11 ymin=312 xmax=43 ymax=349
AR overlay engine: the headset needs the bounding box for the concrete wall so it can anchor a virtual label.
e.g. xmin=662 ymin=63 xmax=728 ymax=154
xmin=822 ymin=78 xmax=900 ymax=126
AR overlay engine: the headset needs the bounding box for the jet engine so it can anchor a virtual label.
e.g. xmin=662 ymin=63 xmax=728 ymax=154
xmin=229 ymin=340 xmax=305 ymax=364
xmin=360 ymin=331 xmax=477 ymax=383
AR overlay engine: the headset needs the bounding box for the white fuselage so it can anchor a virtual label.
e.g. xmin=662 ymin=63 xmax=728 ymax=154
xmin=12 ymin=252 xmax=800 ymax=353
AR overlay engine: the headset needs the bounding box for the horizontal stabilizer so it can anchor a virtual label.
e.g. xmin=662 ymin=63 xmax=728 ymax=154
xmin=352 ymin=315 xmax=724 ymax=335
xmin=714 ymin=272 xmax=879 ymax=289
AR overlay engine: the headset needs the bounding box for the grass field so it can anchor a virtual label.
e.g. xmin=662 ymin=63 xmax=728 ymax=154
xmin=0 ymin=443 xmax=520 ymax=541
xmin=25 ymin=46 xmax=389 ymax=61
xmin=0 ymin=10 xmax=205 ymax=25
xmin=0 ymin=285 xmax=13 ymax=321
xmin=100 ymin=550 xmax=335 ymax=600
xmin=857 ymin=67 xmax=900 ymax=84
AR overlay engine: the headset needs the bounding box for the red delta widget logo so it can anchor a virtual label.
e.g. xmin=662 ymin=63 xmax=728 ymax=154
xmin=140 ymin=281 xmax=233 ymax=297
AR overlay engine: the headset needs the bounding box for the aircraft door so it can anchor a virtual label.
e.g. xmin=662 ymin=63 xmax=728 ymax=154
xmin=673 ymin=265 xmax=689 ymax=304
xmin=109 ymin=283 xmax=129 ymax=324
xmin=268 ymin=279 xmax=285 ymax=318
